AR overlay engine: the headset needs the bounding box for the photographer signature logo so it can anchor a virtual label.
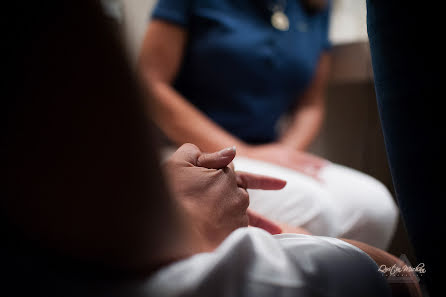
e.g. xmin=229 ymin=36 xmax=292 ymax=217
xmin=378 ymin=254 xmax=426 ymax=283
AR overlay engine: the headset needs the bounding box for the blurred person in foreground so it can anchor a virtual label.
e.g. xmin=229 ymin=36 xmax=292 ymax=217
xmin=366 ymin=0 xmax=441 ymax=294
xmin=2 ymin=1 xmax=421 ymax=297
xmin=139 ymin=0 xmax=398 ymax=249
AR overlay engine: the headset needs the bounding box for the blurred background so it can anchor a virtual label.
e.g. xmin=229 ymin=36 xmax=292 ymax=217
xmin=105 ymin=0 xmax=415 ymax=263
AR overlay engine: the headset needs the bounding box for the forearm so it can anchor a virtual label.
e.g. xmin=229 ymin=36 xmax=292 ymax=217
xmin=341 ymin=239 xmax=422 ymax=297
xmin=279 ymin=53 xmax=330 ymax=151
xmin=279 ymin=100 xmax=324 ymax=151
xmin=147 ymin=78 xmax=246 ymax=152
xmin=139 ymin=20 xmax=250 ymax=154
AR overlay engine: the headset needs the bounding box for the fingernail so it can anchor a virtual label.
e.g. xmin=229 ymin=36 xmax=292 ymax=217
xmin=219 ymin=146 xmax=236 ymax=158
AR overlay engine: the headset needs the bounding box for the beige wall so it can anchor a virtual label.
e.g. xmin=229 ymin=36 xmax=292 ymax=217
xmin=121 ymin=0 xmax=157 ymax=62
xmin=330 ymin=0 xmax=368 ymax=45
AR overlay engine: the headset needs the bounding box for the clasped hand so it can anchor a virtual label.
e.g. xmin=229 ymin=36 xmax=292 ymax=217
xmin=163 ymin=144 xmax=286 ymax=250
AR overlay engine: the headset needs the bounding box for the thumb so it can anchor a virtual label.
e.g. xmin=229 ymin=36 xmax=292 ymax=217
xmin=197 ymin=146 xmax=236 ymax=169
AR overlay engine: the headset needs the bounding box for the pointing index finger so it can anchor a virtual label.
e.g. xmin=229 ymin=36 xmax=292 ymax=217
xmin=236 ymin=171 xmax=287 ymax=190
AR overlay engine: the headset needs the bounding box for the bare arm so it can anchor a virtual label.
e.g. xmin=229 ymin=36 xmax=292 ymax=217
xmin=279 ymin=53 xmax=331 ymax=151
xmin=138 ymin=20 xmax=246 ymax=152
xmin=341 ymin=239 xmax=422 ymax=297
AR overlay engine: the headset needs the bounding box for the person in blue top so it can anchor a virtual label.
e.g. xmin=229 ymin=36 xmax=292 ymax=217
xmin=139 ymin=0 xmax=398 ymax=249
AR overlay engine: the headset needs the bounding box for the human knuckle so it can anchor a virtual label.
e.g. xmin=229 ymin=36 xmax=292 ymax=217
xmin=180 ymin=143 xmax=199 ymax=151
xmin=237 ymin=190 xmax=250 ymax=209
xmin=180 ymin=143 xmax=201 ymax=157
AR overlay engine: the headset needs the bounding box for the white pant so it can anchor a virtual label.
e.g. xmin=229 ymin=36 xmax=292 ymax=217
xmin=234 ymin=157 xmax=398 ymax=250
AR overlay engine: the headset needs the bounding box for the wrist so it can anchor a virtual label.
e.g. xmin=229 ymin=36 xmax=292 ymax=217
xmin=278 ymin=137 xmax=298 ymax=150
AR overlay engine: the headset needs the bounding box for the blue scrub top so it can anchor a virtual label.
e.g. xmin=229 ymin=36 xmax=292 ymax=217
xmin=152 ymin=0 xmax=331 ymax=143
